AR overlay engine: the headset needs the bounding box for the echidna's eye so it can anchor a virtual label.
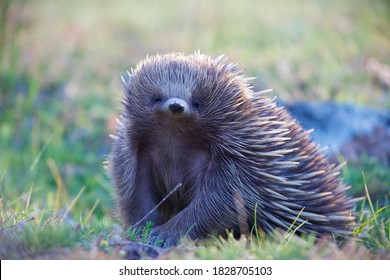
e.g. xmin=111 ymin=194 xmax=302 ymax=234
xmin=153 ymin=95 xmax=163 ymax=104
xmin=192 ymin=100 xmax=201 ymax=109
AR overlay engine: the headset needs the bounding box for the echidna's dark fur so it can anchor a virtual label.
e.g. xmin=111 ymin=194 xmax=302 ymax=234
xmin=108 ymin=52 xmax=358 ymax=246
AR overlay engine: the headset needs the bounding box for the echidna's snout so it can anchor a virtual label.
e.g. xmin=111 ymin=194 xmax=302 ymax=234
xmin=163 ymin=97 xmax=190 ymax=117
xmin=169 ymin=101 xmax=184 ymax=114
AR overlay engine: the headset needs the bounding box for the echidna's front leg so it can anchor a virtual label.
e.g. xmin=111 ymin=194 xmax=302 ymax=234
xmin=149 ymin=162 xmax=244 ymax=247
xmin=149 ymin=192 xmax=235 ymax=247
xmin=117 ymin=154 xmax=164 ymax=228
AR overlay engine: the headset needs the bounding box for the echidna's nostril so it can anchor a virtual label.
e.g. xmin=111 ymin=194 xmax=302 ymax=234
xmin=169 ymin=102 xmax=185 ymax=114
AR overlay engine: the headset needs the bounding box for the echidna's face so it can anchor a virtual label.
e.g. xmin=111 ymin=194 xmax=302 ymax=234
xmin=122 ymin=53 xmax=252 ymax=132
xmin=146 ymin=84 xmax=202 ymax=123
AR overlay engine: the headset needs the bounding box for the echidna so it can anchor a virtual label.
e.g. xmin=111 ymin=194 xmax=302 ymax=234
xmin=108 ymin=52 xmax=358 ymax=247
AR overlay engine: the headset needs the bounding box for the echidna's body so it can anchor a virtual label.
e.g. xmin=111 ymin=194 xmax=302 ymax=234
xmin=108 ymin=52 xmax=357 ymax=246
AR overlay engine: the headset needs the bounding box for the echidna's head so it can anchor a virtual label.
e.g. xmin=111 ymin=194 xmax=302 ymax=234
xmin=121 ymin=53 xmax=253 ymax=135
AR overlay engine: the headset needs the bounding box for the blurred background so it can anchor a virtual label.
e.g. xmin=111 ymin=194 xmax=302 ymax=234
xmin=1 ymin=0 xmax=389 ymax=226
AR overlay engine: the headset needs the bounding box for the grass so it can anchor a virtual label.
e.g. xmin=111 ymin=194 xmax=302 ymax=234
xmin=343 ymin=156 xmax=390 ymax=205
xmin=0 ymin=0 xmax=389 ymax=259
